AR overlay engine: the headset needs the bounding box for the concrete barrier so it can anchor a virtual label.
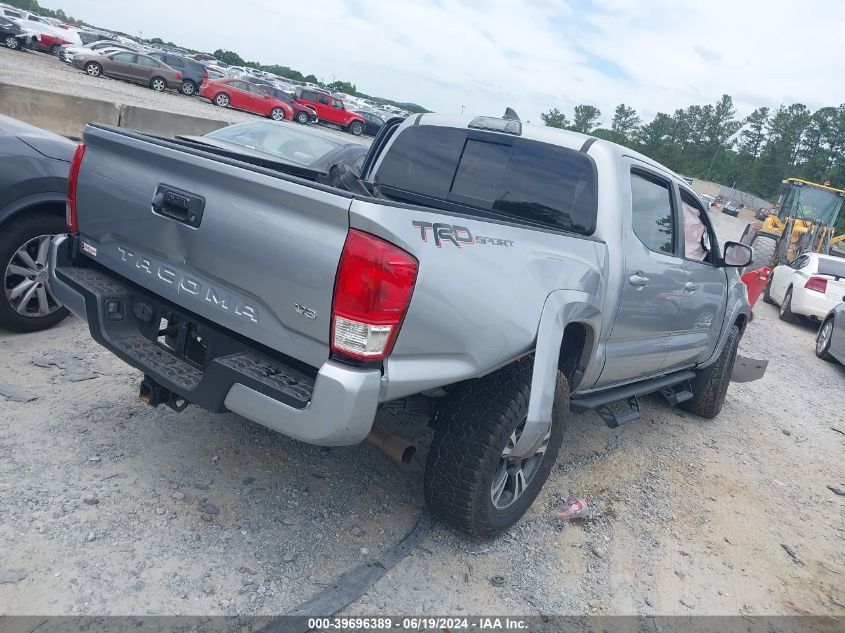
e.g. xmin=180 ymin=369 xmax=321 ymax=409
xmin=0 ymin=82 xmax=120 ymax=139
xmin=0 ymin=82 xmax=231 ymax=140
xmin=118 ymin=105 xmax=229 ymax=138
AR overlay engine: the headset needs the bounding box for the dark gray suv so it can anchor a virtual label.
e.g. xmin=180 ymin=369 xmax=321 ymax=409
xmin=147 ymin=51 xmax=208 ymax=96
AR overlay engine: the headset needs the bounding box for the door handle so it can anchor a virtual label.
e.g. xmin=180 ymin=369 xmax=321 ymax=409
xmin=684 ymin=281 xmax=700 ymax=292
xmin=628 ymin=273 xmax=650 ymax=287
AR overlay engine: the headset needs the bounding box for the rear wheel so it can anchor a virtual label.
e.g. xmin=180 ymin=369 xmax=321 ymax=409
xmin=424 ymin=359 xmax=568 ymax=538
xmin=150 ymin=76 xmax=167 ymax=92
xmin=779 ymin=287 xmax=796 ymax=323
xmin=50 ymin=43 xmax=60 ymax=55
xmin=1 ymin=214 xmax=69 ymax=333
xmin=295 ymin=111 xmax=309 ymax=124
xmin=748 ymin=232 xmax=778 ymax=270
xmin=816 ymin=318 xmax=835 ymax=361
xmin=269 ymin=107 xmax=285 ymax=121
xmin=680 ymin=324 xmax=741 ymax=419
xmin=179 ymin=79 xmax=197 ymax=96
xmin=348 ymin=121 xmax=363 ymax=136
xmin=4 ymin=35 xmax=20 ymax=50
xmin=85 ymin=61 xmax=102 ymax=77
xmin=214 ymin=92 xmax=230 ymax=107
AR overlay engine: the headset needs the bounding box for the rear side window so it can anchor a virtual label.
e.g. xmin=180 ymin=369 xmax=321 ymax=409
xmin=136 ymin=56 xmax=159 ymax=68
xmin=375 ymin=126 xmax=598 ymax=235
xmin=630 ymin=172 xmax=675 ymax=254
xmin=818 ymin=258 xmax=845 ymax=278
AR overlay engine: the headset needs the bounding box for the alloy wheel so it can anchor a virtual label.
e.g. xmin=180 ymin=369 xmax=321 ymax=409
xmin=490 ymin=420 xmax=551 ymax=509
xmin=151 ymin=78 xmax=166 ymax=92
xmin=4 ymin=234 xmax=62 ymax=319
xmin=817 ymin=321 xmax=833 ymax=354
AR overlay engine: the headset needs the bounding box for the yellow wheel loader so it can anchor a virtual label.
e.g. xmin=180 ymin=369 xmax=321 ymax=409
xmin=740 ymin=178 xmax=845 ymax=268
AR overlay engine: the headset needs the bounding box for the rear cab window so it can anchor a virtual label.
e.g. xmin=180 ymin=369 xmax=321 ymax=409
xmin=373 ymin=125 xmax=598 ymax=235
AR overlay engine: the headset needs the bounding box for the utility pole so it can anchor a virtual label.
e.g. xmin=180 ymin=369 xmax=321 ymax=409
xmin=460 ymin=105 xmax=465 ymax=115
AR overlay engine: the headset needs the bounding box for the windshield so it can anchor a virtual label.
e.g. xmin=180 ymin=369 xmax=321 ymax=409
xmin=204 ymin=121 xmax=339 ymax=167
xmin=780 ymin=185 xmax=843 ymax=226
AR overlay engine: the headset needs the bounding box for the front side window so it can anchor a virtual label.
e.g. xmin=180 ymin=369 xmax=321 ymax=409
xmin=630 ymin=172 xmax=675 ymax=254
xmin=680 ymin=189 xmax=713 ymax=263
xmin=332 ymin=99 xmax=343 ymax=109
xmin=318 ymin=95 xmax=330 ymax=105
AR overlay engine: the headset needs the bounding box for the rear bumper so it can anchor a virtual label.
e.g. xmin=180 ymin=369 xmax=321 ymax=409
xmin=48 ymin=235 xmax=381 ymax=445
xmin=791 ymin=287 xmax=838 ymax=321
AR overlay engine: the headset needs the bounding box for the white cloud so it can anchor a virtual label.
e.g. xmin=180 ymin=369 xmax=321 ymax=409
xmin=48 ymin=0 xmax=845 ymax=123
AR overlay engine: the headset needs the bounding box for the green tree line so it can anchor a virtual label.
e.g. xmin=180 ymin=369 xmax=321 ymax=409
xmin=541 ymin=97 xmax=845 ymax=217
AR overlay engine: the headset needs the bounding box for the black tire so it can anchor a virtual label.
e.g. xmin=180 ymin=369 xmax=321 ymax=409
xmin=680 ymin=324 xmax=741 ymax=419
xmin=762 ymin=276 xmax=774 ymax=304
xmin=150 ymin=76 xmax=167 ymax=92
xmin=816 ymin=318 xmax=835 ymax=361
xmin=748 ymin=232 xmax=778 ymax=270
xmin=0 ymin=213 xmax=70 ymax=333
xmin=779 ymin=287 xmax=796 ymax=323
xmin=295 ymin=111 xmax=309 ymax=124
xmin=348 ymin=121 xmax=363 ymax=136
xmin=214 ymin=92 xmax=230 ymax=108
xmin=179 ymin=79 xmax=197 ymax=96
xmin=269 ymin=107 xmax=285 ymax=121
xmin=4 ymin=35 xmax=21 ymax=50
xmin=85 ymin=61 xmax=102 ymax=77
xmin=424 ymin=359 xmax=568 ymax=538
xmin=50 ymin=44 xmax=60 ymax=55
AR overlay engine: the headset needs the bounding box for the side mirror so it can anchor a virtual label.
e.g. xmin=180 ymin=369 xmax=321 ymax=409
xmin=722 ymin=241 xmax=753 ymax=267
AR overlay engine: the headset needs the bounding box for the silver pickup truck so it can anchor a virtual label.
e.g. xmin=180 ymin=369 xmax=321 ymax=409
xmin=49 ymin=113 xmax=753 ymax=537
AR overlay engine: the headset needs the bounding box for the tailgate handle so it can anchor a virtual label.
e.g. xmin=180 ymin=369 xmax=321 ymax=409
xmin=152 ymin=185 xmax=205 ymax=228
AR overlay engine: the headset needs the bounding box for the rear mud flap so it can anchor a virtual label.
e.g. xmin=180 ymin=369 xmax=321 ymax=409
xmin=731 ymin=355 xmax=768 ymax=383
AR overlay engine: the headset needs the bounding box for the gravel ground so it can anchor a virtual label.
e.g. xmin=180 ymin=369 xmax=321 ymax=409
xmin=0 ymin=112 xmax=843 ymax=617
xmin=0 ymin=46 xmax=369 ymax=145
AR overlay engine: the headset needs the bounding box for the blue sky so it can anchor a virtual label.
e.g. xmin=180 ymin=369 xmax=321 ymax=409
xmin=45 ymin=0 xmax=845 ymax=123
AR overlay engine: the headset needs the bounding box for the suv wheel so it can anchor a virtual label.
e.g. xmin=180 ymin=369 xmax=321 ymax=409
xmin=424 ymin=360 xmax=568 ymax=538
xmin=680 ymin=324 xmax=741 ymax=419
xmin=180 ymin=79 xmax=197 ymax=96
xmin=295 ymin=111 xmax=309 ymax=124
xmin=1 ymin=214 xmax=69 ymax=332
xmin=348 ymin=121 xmax=363 ymax=136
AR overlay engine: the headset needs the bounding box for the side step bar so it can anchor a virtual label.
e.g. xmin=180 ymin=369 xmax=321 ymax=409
xmin=570 ymin=370 xmax=696 ymax=428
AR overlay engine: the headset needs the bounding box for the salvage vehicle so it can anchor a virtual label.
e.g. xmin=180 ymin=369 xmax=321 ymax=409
xmin=176 ymin=121 xmax=368 ymax=184
xmin=295 ymin=87 xmax=366 ymax=136
xmin=201 ymin=78 xmax=293 ymax=121
xmin=72 ymin=50 xmax=183 ymax=93
xmin=815 ymin=302 xmax=845 ymax=364
xmin=48 ymin=113 xmax=753 ymax=537
xmin=763 ymin=253 xmax=845 ymax=323
xmin=0 ymin=15 xmax=27 ymax=50
xmin=0 ymin=115 xmax=72 ymax=332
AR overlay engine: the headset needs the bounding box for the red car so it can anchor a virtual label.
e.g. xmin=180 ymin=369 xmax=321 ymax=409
xmin=200 ymin=78 xmax=293 ymax=121
xmin=294 ymin=87 xmax=365 ymax=136
xmin=35 ymin=31 xmax=76 ymax=55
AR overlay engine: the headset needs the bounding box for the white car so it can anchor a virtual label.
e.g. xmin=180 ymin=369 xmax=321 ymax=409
xmin=765 ymin=253 xmax=845 ymax=322
xmin=59 ymin=40 xmax=120 ymax=62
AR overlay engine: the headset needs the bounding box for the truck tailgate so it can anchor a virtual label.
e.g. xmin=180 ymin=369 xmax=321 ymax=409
xmin=74 ymin=124 xmax=353 ymax=368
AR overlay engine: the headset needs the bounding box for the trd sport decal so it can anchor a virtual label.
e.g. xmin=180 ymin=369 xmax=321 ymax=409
xmin=412 ymin=221 xmax=514 ymax=248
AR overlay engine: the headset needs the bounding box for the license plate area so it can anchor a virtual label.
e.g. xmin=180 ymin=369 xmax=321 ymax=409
xmin=156 ymin=311 xmax=208 ymax=368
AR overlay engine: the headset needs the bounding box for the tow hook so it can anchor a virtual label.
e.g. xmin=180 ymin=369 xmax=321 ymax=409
xmin=139 ymin=376 xmax=189 ymax=412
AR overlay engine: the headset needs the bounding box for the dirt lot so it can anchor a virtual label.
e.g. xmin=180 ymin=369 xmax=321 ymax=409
xmin=0 ymin=115 xmax=844 ymax=617
xmin=0 ymin=46 xmax=368 ymax=144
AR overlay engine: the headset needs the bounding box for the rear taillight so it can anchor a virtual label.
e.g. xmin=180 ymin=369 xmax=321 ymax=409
xmin=203 ymin=72 xmax=209 ymax=79
xmin=805 ymin=277 xmax=828 ymax=293
xmin=66 ymin=143 xmax=86 ymax=234
xmin=331 ymin=230 xmax=418 ymax=361
xmin=175 ymin=72 xmax=182 ymax=79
